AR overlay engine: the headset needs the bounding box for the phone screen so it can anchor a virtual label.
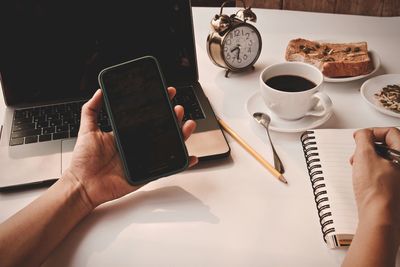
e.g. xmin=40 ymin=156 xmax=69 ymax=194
xmin=99 ymin=56 xmax=188 ymax=184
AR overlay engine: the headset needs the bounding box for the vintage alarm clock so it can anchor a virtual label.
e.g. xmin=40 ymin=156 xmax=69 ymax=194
xmin=207 ymin=0 xmax=262 ymax=77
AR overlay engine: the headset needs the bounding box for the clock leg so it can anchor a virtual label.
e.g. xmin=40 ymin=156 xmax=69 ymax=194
xmin=225 ymin=69 xmax=230 ymax=78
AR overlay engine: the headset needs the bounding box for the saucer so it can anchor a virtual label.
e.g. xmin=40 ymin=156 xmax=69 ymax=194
xmin=360 ymin=74 xmax=400 ymax=118
xmin=245 ymin=91 xmax=333 ymax=133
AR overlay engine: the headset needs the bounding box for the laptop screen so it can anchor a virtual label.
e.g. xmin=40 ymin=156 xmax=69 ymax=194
xmin=0 ymin=0 xmax=198 ymax=106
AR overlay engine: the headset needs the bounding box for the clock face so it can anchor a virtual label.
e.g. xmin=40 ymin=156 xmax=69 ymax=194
xmin=222 ymin=24 xmax=261 ymax=70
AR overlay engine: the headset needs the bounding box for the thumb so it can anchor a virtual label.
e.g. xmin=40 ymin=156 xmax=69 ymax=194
xmin=79 ymin=89 xmax=103 ymax=134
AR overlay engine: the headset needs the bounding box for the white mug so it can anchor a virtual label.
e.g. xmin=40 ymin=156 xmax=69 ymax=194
xmin=259 ymin=62 xmax=332 ymax=121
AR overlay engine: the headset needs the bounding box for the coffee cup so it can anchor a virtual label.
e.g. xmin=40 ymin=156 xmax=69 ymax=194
xmin=259 ymin=62 xmax=332 ymax=121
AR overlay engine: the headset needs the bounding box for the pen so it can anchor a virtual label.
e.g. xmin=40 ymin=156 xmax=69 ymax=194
xmin=374 ymin=142 xmax=400 ymax=165
xmin=217 ymin=117 xmax=288 ymax=184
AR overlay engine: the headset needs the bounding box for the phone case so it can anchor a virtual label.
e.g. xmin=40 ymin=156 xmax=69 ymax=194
xmin=98 ymin=55 xmax=189 ymax=185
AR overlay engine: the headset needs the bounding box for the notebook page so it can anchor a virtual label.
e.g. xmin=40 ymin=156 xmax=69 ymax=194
xmin=313 ymin=129 xmax=358 ymax=236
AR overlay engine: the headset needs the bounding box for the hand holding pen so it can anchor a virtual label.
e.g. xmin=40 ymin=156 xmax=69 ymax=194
xmin=344 ymin=127 xmax=400 ymax=267
xmin=350 ymin=127 xmax=400 ymax=211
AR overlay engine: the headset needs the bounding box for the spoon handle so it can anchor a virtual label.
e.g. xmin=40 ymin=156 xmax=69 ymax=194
xmin=265 ymin=130 xmax=285 ymax=174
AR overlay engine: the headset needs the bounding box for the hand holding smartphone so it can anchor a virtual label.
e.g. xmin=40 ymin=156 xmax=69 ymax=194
xmin=98 ymin=56 xmax=189 ymax=185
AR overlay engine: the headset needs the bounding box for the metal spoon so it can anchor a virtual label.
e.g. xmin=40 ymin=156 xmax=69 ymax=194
xmin=252 ymin=112 xmax=285 ymax=174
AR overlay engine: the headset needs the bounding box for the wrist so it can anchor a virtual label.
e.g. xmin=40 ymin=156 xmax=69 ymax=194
xmin=61 ymin=170 xmax=95 ymax=213
xmin=358 ymin=194 xmax=400 ymax=242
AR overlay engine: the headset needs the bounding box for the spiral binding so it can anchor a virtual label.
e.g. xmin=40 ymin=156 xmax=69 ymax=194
xmin=300 ymin=130 xmax=336 ymax=244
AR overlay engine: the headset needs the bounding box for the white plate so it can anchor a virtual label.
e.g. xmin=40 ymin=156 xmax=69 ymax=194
xmin=360 ymin=74 xmax=400 ymax=118
xmin=246 ymin=91 xmax=333 ymax=133
xmin=323 ymin=50 xmax=380 ymax=83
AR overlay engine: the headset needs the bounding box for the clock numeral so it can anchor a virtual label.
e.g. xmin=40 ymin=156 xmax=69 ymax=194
xmin=245 ymin=32 xmax=250 ymax=40
xmin=224 ymin=47 xmax=228 ymax=53
xmin=247 ymin=47 xmax=252 ymax=53
xmin=226 ymin=54 xmax=231 ymax=60
xmin=243 ymin=54 xmax=248 ymax=60
xmin=234 ymin=29 xmax=240 ymax=37
xmin=226 ymin=39 xmax=232 ymax=45
xmin=249 ymin=40 xmax=253 ymax=46
xmin=237 ymin=58 xmax=242 ymax=63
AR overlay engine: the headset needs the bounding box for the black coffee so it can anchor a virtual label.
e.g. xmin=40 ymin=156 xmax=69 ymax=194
xmin=265 ymin=75 xmax=317 ymax=92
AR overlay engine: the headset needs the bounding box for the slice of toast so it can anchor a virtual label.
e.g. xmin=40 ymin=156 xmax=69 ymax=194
xmin=285 ymin=38 xmax=374 ymax=78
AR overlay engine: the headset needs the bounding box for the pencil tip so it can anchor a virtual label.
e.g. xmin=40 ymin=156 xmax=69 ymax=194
xmin=280 ymin=175 xmax=288 ymax=184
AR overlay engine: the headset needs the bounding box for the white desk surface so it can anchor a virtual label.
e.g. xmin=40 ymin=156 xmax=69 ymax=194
xmin=1 ymin=7 xmax=400 ymax=267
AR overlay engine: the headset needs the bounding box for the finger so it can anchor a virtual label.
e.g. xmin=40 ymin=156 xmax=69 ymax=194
xmin=167 ymin=87 xmax=176 ymax=100
xmin=188 ymin=156 xmax=199 ymax=168
xmin=79 ymin=89 xmax=103 ymax=134
xmin=174 ymin=105 xmax=184 ymax=124
xmin=353 ymin=129 xmax=380 ymax=162
xmin=182 ymin=120 xmax=196 ymax=141
xmin=372 ymin=127 xmax=400 ymax=150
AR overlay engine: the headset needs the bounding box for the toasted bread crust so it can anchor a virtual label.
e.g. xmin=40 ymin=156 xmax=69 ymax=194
xmin=285 ymin=38 xmax=373 ymax=78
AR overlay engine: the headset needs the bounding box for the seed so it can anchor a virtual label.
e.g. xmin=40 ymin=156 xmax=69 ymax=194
xmin=375 ymin=84 xmax=400 ymax=113
xmin=302 ymin=47 xmax=311 ymax=54
xmin=321 ymin=57 xmax=335 ymax=62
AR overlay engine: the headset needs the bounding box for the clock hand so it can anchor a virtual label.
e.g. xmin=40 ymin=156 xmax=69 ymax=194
xmin=230 ymin=46 xmax=239 ymax=53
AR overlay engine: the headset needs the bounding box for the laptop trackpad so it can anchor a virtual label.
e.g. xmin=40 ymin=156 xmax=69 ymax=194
xmin=61 ymin=138 xmax=77 ymax=174
xmin=0 ymin=141 xmax=61 ymax=187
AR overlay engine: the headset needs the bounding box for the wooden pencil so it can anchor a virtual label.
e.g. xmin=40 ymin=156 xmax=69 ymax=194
xmin=217 ymin=118 xmax=287 ymax=184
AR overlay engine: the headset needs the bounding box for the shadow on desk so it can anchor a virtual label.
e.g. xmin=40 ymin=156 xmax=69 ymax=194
xmin=44 ymin=186 xmax=218 ymax=267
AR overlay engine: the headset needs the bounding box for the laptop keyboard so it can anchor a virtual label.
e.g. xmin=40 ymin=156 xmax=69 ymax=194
xmin=9 ymin=86 xmax=205 ymax=146
xmin=9 ymin=100 xmax=111 ymax=146
xmin=172 ymin=86 xmax=205 ymax=121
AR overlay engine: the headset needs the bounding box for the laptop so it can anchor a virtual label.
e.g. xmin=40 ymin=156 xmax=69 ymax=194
xmin=0 ymin=0 xmax=230 ymax=190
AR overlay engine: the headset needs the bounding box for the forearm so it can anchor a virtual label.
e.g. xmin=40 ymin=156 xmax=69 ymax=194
xmin=0 ymin=174 xmax=93 ymax=267
xmin=343 ymin=199 xmax=400 ymax=267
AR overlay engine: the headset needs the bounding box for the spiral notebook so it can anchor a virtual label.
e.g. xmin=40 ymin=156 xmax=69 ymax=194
xmin=300 ymin=128 xmax=358 ymax=249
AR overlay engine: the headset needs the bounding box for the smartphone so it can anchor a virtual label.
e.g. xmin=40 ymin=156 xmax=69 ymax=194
xmin=98 ymin=56 xmax=189 ymax=185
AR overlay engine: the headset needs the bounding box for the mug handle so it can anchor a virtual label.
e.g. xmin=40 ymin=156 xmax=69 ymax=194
xmin=305 ymin=92 xmax=333 ymax=117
